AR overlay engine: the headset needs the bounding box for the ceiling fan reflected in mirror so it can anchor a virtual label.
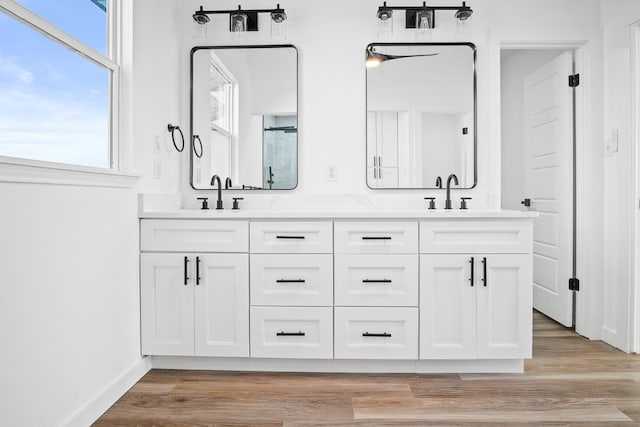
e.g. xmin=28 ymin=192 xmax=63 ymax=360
xmin=365 ymin=46 xmax=439 ymax=68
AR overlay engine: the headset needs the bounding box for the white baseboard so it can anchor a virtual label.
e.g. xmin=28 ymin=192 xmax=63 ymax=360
xmin=62 ymin=356 xmax=152 ymax=427
xmin=151 ymin=356 xmax=524 ymax=374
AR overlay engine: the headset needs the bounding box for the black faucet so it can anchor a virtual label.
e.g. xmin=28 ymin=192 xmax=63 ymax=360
xmin=210 ymin=174 xmax=223 ymax=210
xmin=435 ymin=176 xmax=443 ymax=189
xmin=225 ymin=177 xmax=232 ymax=189
xmin=445 ymin=174 xmax=459 ymax=210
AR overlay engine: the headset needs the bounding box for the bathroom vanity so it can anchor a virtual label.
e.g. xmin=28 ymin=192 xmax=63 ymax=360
xmin=139 ymin=207 xmax=535 ymax=373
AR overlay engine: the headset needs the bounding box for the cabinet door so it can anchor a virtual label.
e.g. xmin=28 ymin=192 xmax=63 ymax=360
xmin=141 ymin=253 xmax=194 ymax=356
xmin=420 ymin=254 xmax=476 ymax=359
xmin=195 ymin=254 xmax=249 ymax=357
xmin=476 ymin=254 xmax=532 ymax=359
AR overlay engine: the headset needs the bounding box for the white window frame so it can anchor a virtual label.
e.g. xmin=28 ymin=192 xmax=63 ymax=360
xmin=0 ymin=0 xmax=137 ymax=187
xmin=208 ymin=55 xmax=236 ymax=180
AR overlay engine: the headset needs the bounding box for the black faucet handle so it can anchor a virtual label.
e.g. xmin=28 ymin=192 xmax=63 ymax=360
xmin=424 ymin=197 xmax=436 ymax=210
xmin=232 ymin=197 xmax=244 ymax=210
xmin=197 ymin=197 xmax=209 ymax=210
xmin=460 ymin=197 xmax=472 ymax=210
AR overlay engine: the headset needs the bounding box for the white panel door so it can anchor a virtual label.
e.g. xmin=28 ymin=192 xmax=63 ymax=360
xmin=420 ymin=254 xmax=476 ymax=359
xmin=195 ymin=254 xmax=249 ymax=357
xmin=524 ymin=51 xmax=574 ymax=326
xmin=141 ymin=253 xmax=194 ymax=356
xmin=476 ymin=254 xmax=533 ymax=359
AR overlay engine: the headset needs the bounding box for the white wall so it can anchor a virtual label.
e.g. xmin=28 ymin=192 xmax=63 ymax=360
xmin=601 ymin=0 xmax=640 ymax=352
xmin=500 ymin=50 xmax=565 ymax=210
xmin=0 ymin=183 xmax=146 ymax=427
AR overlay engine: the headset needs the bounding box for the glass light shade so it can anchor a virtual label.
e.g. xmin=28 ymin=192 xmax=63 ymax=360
xmin=271 ymin=18 xmax=287 ymax=39
xmin=377 ymin=16 xmax=393 ymax=37
xmin=193 ymin=20 xmax=208 ymax=41
xmin=455 ymin=15 xmax=472 ymax=39
xmin=415 ymin=9 xmax=433 ymax=40
xmin=230 ymin=11 xmax=247 ymax=40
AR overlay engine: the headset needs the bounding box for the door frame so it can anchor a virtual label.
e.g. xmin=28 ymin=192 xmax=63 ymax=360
xmin=633 ymin=25 xmax=640 ymax=353
xmin=490 ymin=28 xmax=604 ymax=340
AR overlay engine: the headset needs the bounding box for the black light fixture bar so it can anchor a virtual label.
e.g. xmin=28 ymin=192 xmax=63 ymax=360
xmin=377 ymin=1 xmax=472 ymax=29
xmin=193 ymin=5 xmax=286 ymax=32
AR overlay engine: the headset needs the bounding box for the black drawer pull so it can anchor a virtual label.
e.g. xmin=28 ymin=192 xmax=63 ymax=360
xmin=362 ymin=332 xmax=392 ymax=337
xmin=362 ymin=236 xmax=392 ymax=240
xmin=469 ymin=256 xmax=474 ymax=287
xmin=276 ymin=279 xmax=306 ymax=283
xmin=195 ymin=256 xmax=201 ymax=286
xmin=276 ymin=331 xmax=306 ymax=336
xmin=362 ymin=279 xmax=392 ymax=283
xmin=276 ymin=235 xmax=306 ymax=239
xmin=183 ymin=256 xmax=190 ymax=286
xmin=482 ymin=257 xmax=487 ymax=287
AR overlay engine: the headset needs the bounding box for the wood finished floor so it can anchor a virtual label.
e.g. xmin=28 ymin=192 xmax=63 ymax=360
xmin=94 ymin=311 xmax=640 ymax=426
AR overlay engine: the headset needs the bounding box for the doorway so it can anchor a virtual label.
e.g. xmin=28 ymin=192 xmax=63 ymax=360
xmin=500 ymin=49 xmax=577 ymax=328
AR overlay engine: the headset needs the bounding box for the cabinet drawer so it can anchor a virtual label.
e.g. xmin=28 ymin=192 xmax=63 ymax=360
xmin=250 ymin=221 xmax=332 ymax=254
xmin=141 ymin=220 xmax=248 ymax=252
xmin=420 ymin=221 xmax=533 ymax=254
xmin=334 ymin=307 xmax=418 ymax=359
xmin=250 ymin=307 xmax=333 ymax=359
xmin=335 ymin=254 xmax=418 ymax=307
xmin=334 ymin=221 xmax=418 ymax=254
xmin=250 ymin=254 xmax=333 ymax=306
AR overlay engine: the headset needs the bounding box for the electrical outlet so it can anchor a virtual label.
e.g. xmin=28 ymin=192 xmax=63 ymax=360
xmin=153 ymin=160 xmax=162 ymax=180
xmin=153 ymin=135 xmax=162 ymax=154
xmin=606 ymin=129 xmax=619 ymax=153
xmin=327 ymin=165 xmax=338 ymax=182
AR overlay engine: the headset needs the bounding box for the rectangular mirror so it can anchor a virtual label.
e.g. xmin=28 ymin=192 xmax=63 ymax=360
xmin=366 ymin=43 xmax=476 ymax=189
xmin=190 ymin=45 xmax=298 ymax=190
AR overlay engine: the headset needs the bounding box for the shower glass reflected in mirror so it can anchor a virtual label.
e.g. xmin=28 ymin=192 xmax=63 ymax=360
xmin=190 ymin=45 xmax=298 ymax=190
xmin=366 ymin=43 xmax=476 ymax=189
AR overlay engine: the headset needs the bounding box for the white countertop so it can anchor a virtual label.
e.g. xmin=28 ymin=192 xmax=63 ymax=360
xmin=139 ymin=208 xmax=538 ymax=220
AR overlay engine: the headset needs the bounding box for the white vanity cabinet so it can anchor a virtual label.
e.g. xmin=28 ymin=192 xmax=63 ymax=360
xmin=138 ymin=208 xmax=535 ymax=373
xmin=249 ymin=221 xmax=334 ymax=359
xmin=419 ymin=220 xmax=533 ymax=360
xmin=333 ymin=221 xmax=419 ymax=359
xmin=140 ymin=220 xmax=249 ymax=357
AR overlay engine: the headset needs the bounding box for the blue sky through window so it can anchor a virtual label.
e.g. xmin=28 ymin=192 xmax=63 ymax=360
xmin=0 ymin=1 xmax=109 ymax=168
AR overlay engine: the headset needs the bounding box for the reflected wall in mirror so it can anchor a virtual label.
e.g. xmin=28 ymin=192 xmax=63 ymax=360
xmin=190 ymin=45 xmax=298 ymax=190
xmin=366 ymin=43 xmax=476 ymax=189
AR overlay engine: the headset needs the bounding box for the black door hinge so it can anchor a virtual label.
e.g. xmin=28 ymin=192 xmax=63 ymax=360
xmin=568 ymin=74 xmax=580 ymax=87
xmin=569 ymin=277 xmax=580 ymax=291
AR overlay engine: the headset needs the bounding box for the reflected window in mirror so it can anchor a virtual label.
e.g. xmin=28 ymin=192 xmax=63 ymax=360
xmin=366 ymin=43 xmax=476 ymax=189
xmin=190 ymin=45 xmax=298 ymax=190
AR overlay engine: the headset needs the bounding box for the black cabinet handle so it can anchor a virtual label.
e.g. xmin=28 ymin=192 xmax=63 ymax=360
xmin=362 ymin=279 xmax=392 ymax=283
xmin=469 ymin=257 xmax=474 ymax=287
xmin=196 ymin=256 xmax=201 ymax=286
xmin=276 ymin=279 xmax=306 ymax=283
xmin=276 ymin=235 xmax=305 ymax=240
xmin=362 ymin=236 xmax=392 ymax=240
xmin=482 ymin=257 xmax=487 ymax=287
xmin=183 ymin=256 xmax=189 ymax=286
xmin=362 ymin=332 xmax=392 ymax=337
xmin=276 ymin=331 xmax=305 ymax=336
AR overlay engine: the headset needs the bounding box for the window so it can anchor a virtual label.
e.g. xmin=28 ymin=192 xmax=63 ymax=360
xmin=0 ymin=0 xmax=117 ymax=170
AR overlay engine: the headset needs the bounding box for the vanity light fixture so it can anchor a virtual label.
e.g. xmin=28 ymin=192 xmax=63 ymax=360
xmin=193 ymin=4 xmax=287 ymax=37
xmin=375 ymin=1 xmax=472 ymax=33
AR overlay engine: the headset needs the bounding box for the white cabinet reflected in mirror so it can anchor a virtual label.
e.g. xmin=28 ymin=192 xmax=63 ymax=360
xmin=366 ymin=43 xmax=476 ymax=189
xmin=190 ymin=45 xmax=298 ymax=190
